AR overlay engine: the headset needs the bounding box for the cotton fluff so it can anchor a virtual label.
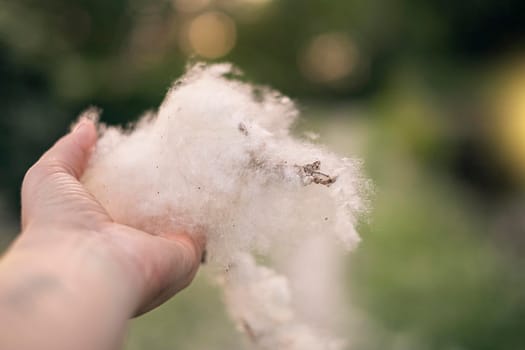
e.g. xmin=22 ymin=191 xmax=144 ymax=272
xmin=81 ymin=63 xmax=370 ymax=349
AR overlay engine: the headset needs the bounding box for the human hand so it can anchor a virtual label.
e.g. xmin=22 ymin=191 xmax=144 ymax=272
xmin=6 ymin=117 xmax=205 ymax=315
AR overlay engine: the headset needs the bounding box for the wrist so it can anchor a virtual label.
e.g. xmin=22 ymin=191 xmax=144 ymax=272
xmin=2 ymin=227 xmax=142 ymax=317
xmin=0 ymin=230 xmax=139 ymax=349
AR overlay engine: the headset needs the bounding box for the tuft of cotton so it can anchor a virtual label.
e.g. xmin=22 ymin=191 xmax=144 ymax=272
xmin=222 ymin=253 xmax=346 ymax=350
xmin=80 ymin=63 xmax=370 ymax=349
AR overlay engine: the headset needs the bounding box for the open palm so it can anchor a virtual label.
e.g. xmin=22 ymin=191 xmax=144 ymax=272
xmin=17 ymin=118 xmax=204 ymax=315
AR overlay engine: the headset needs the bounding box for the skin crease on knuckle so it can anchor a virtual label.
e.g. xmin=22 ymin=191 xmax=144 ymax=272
xmin=40 ymin=159 xmax=82 ymax=180
xmin=21 ymin=165 xmax=72 ymax=212
xmin=22 ymin=162 xmax=110 ymax=231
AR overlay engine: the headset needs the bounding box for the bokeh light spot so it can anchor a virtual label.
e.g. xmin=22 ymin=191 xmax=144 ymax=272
xmin=493 ymin=63 xmax=525 ymax=179
xmin=299 ymin=32 xmax=359 ymax=85
xmin=186 ymin=11 xmax=237 ymax=59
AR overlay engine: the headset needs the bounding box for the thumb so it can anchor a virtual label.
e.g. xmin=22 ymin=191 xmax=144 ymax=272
xmin=37 ymin=118 xmax=98 ymax=179
xmin=23 ymin=118 xmax=97 ymax=192
xmin=21 ymin=119 xmax=98 ymax=229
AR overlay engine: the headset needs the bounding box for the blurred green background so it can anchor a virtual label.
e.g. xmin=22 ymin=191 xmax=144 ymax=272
xmin=1 ymin=0 xmax=525 ymax=349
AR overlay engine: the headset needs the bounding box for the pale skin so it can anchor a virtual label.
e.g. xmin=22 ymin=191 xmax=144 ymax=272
xmin=0 ymin=119 xmax=205 ymax=350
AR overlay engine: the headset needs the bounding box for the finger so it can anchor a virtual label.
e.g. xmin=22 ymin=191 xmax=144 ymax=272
xmin=133 ymin=232 xmax=206 ymax=315
xmin=21 ymin=119 xmax=98 ymax=229
xmin=38 ymin=118 xmax=98 ymax=179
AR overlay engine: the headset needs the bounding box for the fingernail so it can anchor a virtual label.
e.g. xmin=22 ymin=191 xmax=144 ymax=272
xmin=73 ymin=119 xmax=88 ymax=134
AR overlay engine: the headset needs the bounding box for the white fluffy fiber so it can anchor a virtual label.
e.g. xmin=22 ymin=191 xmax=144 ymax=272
xmin=81 ymin=63 xmax=370 ymax=349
